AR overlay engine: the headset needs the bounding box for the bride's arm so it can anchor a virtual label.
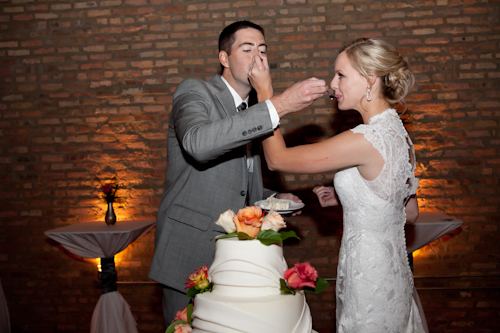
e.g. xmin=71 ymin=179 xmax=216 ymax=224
xmin=262 ymin=128 xmax=378 ymax=175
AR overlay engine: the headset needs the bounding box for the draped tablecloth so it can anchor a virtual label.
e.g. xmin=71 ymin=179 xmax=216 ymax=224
xmin=45 ymin=220 xmax=156 ymax=333
xmin=406 ymin=211 xmax=463 ymax=333
xmin=405 ymin=211 xmax=463 ymax=253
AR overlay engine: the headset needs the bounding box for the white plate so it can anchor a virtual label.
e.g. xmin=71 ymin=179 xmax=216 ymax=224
xmin=254 ymin=199 xmax=305 ymax=214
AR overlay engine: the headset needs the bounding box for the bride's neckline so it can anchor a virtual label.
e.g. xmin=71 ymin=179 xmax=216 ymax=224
xmin=368 ymin=108 xmax=398 ymax=125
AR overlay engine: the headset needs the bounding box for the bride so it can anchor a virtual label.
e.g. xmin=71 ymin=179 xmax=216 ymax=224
xmin=249 ymin=38 xmax=426 ymax=332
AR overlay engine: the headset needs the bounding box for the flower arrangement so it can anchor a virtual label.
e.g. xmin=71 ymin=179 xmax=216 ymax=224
xmin=280 ymin=262 xmax=328 ymax=295
xmin=165 ymin=304 xmax=193 ymax=333
xmin=214 ymin=206 xmax=299 ymax=245
xmin=184 ymin=265 xmax=213 ymax=297
xmin=95 ymin=175 xmax=120 ymax=203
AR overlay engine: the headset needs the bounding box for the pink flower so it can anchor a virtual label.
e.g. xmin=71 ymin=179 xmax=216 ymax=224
xmin=233 ymin=206 xmax=263 ymax=238
xmin=261 ymin=210 xmax=286 ymax=232
xmin=284 ymin=262 xmax=318 ymax=289
xmin=173 ymin=323 xmax=192 ymax=333
xmin=185 ymin=265 xmax=209 ymax=290
xmin=173 ymin=306 xmax=188 ymax=323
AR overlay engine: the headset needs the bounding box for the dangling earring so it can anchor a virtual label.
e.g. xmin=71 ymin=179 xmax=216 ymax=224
xmin=366 ymin=86 xmax=372 ymax=101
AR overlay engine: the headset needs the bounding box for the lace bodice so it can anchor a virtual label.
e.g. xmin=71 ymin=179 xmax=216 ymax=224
xmin=333 ymin=109 xmax=424 ymax=333
xmin=351 ymin=108 xmax=418 ymax=204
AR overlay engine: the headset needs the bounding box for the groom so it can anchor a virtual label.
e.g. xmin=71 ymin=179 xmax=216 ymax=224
xmin=148 ymin=20 xmax=327 ymax=326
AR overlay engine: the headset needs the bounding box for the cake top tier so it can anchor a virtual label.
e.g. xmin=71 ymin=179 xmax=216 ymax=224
xmin=209 ymin=238 xmax=287 ymax=296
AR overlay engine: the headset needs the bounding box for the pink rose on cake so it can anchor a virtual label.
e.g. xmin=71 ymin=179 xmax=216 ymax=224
xmin=284 ymin=262 xmax=318 ymax=289
xmin=173 ymin=306 xmax=188 ymax=322
xmin=280 ymin=262 xmax=329 ymax=295
xmin=233 ymin=206 xmax=263 ymax=238
xmin=166 ymin=303 xmax=194 ymax=333
xmin=261 ymin=210 xmax=286 ymax=232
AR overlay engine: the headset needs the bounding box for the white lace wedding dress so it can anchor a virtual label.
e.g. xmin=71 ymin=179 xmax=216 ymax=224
xmin=334 ymin=109 xmax=425 ymax=333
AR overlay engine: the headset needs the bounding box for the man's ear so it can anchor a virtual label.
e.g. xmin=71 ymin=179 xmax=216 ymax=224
xmin=219 ymin=50 xmax=229 ymax=68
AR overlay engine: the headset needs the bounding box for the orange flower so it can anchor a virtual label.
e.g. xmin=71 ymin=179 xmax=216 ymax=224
xmin=233 ymin=206 xmax=263 ymax=238
xmin=172 ymin=306 xmax=188 ymax=323
xmin=185 ymin=265 xmax=209 ymax=289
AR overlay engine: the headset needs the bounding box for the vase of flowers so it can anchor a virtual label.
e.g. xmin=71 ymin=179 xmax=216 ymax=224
xmin=96 ymin=176 xmax=120 ymax=225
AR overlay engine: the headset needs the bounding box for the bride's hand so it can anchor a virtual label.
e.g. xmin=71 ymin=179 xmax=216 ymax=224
xmin=248 ymin=55 xmax=273 ymax=102
xmin=313 ymin=185 xmax=339 ymax=208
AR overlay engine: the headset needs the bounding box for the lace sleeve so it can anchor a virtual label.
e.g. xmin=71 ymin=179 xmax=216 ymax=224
xmin=351 ymin=125 xmax=387 ymax=164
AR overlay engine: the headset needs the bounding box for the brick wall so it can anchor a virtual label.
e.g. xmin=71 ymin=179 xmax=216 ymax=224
xmin=0 ymin=0 xmax=499 ymax=332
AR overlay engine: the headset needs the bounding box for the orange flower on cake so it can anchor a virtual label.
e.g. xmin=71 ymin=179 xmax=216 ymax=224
xmin=173 ymin=323 xmax=192 ymax=333
xmin=233 ymin=206 xmax=263 ymax=238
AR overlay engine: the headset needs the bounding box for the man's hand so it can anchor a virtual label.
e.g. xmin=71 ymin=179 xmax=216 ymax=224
xmin=312 ymin=186 xmax=339 ymax=208
xmin=271 ymin=78 xmax=328 ymax=117
xmin=277 ymin=192 xmax=302 ymax=216
xmin=248 ymin=55 xmax=273 ymax=102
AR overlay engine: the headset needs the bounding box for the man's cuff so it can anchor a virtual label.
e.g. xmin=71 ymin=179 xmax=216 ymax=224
xmin=265 ymin=99 xmax=280 ymax=129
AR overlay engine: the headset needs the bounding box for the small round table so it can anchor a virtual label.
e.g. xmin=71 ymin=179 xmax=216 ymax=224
xmin=45 ymin=220 xmax=156 ymax=333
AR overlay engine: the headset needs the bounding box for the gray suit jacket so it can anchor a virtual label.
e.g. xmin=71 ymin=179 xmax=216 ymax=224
xmin=149 ymin=75 xmax=275 ymax=291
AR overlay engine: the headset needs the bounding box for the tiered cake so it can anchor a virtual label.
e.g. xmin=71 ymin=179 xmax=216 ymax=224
xmin=191 ymin=238 xmax=313 ymax=333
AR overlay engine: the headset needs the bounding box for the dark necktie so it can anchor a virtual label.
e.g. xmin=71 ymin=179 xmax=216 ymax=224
xmin=236 ymin=102 xmax=247 ymax=112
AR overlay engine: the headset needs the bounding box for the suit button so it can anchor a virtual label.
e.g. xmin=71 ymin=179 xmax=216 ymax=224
xmin=252 ymin=127 xmax=257 ymax=132
xmin=242 ymin=131 xmax=247 ymax=136
xmin=240 ymin=191 xmax=246 ymax=196
xmin=257 ymin=125 xmax=262 ymax=130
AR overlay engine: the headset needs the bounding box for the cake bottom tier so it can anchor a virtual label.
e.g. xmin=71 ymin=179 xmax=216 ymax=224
xmin=191 ymin=291 xmax=312 ymax=333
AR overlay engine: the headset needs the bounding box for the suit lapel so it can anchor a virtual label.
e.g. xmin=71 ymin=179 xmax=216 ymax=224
xmin=211 ymin=75 xmax=236 ymax=117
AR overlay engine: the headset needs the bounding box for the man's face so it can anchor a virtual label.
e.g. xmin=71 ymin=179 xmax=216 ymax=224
xmin=220 ymin=28 xmax=267 ymax=94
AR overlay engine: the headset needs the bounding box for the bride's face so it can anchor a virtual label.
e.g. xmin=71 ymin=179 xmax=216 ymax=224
xmin=330 ymin=52 xmax=369 ymax=111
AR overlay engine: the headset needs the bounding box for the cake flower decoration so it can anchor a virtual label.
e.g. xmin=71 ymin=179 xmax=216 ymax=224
xmin=214 ymin=206 xmax=299 ymax=245
xmin=185 ymin=265 xmax=213 ymax=297
xmin=280 ymin=262 xmax=329 ymax=295
xmin=165 ymin=304 xmax=193 ymax=333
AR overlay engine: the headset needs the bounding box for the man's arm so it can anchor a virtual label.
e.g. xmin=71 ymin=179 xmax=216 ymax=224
xmin=172 ymin=79 xmax=274 ymax=163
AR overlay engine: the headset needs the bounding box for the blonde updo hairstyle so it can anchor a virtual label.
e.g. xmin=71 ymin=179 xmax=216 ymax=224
xmin=339 ymin=38 xmax=415 ymax=108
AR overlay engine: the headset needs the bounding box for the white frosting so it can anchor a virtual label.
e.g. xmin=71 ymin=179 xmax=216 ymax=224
xmin=260 ymin=198 xmax=290 ymax=210
xmin=191 ymin=238 xmax=313 ymax=333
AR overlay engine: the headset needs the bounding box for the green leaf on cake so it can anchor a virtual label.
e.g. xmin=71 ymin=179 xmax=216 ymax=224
xmin=279 ymin=278 xmax=296 ymax=295
xmin=212 ymin=232 xmax=238 ymax=241
xmin=304 ymin=277 xmax=329 ymax=294
xmin=237 ymin=232 xmax=255 ymax=240
xmin=279 ymin=230 xmax=300 ymax=241
xmin=187 ymin=303 xmax=193 ymax=325
xmin=256 ymin=230 xmax=282 ymax=245
xmin=186 ymin=286 xmax=199 ymax=298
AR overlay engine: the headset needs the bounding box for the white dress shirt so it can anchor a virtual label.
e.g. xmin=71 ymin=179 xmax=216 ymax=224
xmin=220 ymin=76 xmax=280 ymax=172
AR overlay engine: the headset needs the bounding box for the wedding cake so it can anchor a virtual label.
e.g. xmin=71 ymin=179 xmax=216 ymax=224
xmin=190 ymin=238 xmax=313 ymax=333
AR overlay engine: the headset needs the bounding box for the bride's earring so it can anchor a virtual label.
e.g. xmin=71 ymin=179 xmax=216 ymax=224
xmin=366 ymin=86 xmax=372 ymax=101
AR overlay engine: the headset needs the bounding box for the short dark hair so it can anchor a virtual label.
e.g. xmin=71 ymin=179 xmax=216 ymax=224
xmin=218 ymin=20 xmax=265 ymax=55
